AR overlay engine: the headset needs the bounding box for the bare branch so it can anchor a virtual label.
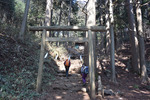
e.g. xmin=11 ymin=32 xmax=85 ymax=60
xmin=76 ymin=1 xmax=88 ymax=15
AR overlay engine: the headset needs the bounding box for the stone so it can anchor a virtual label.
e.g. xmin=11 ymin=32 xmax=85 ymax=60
xmin=81 ymin=87 xmax=87 ymax=92
xmin=104 ymin=89 xmax=114 ymax=96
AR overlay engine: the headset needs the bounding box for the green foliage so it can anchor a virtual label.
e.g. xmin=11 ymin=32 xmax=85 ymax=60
xmin=0 ymin=0 xmax=15 ymax=17
xmin=28 ymin=0 xmax=46 ymax=26
xmin=142 ymin=0 xmax=150 ymax=4
xmin=0 ymin=68 xmax=40 ymax=99
xmin=14 ymin=0 xmax=25 ymax=22
xmin=0 ymin=0 xmax=25 ymax=37
xmin=0 ymin=34 xmax=57 ymax=99
xmin=14 ymin=0 xmax=25 ymax=12
xmin=133 ymin=85 xmax=139 ymax=89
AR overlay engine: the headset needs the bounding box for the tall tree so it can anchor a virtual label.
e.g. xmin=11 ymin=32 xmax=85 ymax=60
xmin=105 ymin=0 xmax=110 ymax=54
xmin=19 ymin=0 xmax=30 ymax=41
xmin=45 ymin=0 xmax=53 ymax=37
xmin=109 ymin=0 xmax=116 ymax=82
xmin=84 ymin=4 xmax=89 ymax=67
xmin=126 ymin=0 xmax=140 ymax=73
xmin=136 ymin=0 xmax=150 ymax=83
xmin=67 ymin=0 xmax=72 ymax=45
xmin=56 ymin=1 xmax=63 ymax=46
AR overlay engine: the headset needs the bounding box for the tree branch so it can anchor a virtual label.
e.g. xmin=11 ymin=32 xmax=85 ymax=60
xmin=76 ymin=1 xmax=89 ymax=15
xmin=141 ymin=1 xmax=150 ymax=7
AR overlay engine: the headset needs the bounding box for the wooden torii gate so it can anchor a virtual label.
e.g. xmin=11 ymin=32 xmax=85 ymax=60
xmin=29 ymin=26 xmax=106 ymax=99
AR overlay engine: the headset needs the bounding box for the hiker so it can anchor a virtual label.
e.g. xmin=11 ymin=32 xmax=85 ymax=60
xmin=81 ymin=63 xmax=89 ymax=86
xmin=64 ymin=56 xmax=71 ymax=78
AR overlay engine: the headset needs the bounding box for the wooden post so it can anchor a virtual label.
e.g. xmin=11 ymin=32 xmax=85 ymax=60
xmin=88 ymin=30 xmax=95 ymax=99
xmin=36 ymin=29 xmax=46 ymax=92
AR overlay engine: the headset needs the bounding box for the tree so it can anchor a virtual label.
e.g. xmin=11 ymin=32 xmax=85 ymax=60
xmin=45 ymin=0 xmax=53 ymax=37
xmin=136 ymin=0 xmax=150 ymax=83
xmin=56 ymin=1 xmax=63 ymax=46
xmin=126 ymin=0 xmax=140 ymax=73
xmin=0 ymin=0 xmax=15 ymax=23
xmin=105 ymin=0 xmax=110 ymax=54
xmin=109 ymin=0 xmax=117 ymax=82
xmin=19 ymin=0 xmax=30 ymax=41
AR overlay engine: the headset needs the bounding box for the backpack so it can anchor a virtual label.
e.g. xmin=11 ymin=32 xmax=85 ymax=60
xmin=64 ymin=59 xmax=70 ymax=67
xmin=81 ymin=65 xmax=89 ymax=74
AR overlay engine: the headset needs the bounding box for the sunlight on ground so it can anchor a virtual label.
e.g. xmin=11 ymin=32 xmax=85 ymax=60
xmin=119 ymin=97 xmax=123 ymax=100
xmin=132 ymin=90 xmax=140 ymax=93
xmin=55 ymin=95 xmax=62 ymax=99
xmin=115 ymin=61 xmax=126 ymax=67
xmin=62 ymin=91 xmax=67 ymax=95
xmin=140 ymin=90 xmax=150 ymax=94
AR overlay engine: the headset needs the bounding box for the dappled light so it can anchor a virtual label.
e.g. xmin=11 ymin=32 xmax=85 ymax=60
xmin=55 ymin=95 xmax=62 ymax=99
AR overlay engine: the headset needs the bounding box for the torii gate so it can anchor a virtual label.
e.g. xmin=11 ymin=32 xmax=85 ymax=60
xmin=29 ymin=26 xmax=106 ymax=99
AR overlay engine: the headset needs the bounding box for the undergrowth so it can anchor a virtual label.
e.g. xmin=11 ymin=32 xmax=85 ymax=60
xmin=0 ymin=33 xmax=57 ymax=99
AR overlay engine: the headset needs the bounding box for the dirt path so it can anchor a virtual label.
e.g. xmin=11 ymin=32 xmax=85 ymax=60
xmin=38 ymin=59 xmax=91 ymax=100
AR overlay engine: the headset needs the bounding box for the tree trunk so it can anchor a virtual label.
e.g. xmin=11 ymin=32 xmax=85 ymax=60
xmin=84 ymin=14 xmax=89 ymax=66
xmin=99 ymin=0 xmax=103 ymax=25
xmin=51 ymin=9 xmax=54 ymax=37
xmin=105 ymin=0 xmax=110 ymax=55
xmin=83 ymin=1 xmax=88 ymax=65
xmin=136 ymin=0 xmax=150 ymax=83
xmin=19 ymin=0 xmax=30 ymax=41
xmin=56 ymin=2 xmax=63 ymax=46
xmin=67 ymin=0 xmax=72 ymax=46
xmin=45 ymin=0 xmax=52 ymax=37
xmin=126 ymin=0 xmax=140 ymax=73
xmin=45 ymin=0 xmax=53 ymax=50
xmin=109 ymin=0 xmax=117 ymax=82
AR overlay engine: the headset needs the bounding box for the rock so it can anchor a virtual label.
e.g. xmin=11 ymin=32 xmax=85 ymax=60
xmin=125 ymin=68 xmax=129 ymax=72
xmin=57 ymin=73 xmax=65 ymax=77
xmin=81 ymin=87 xmax=87 ymax=92
xmin=57 ymin=70 xmax=65 ymax=73
xmin=104 ymin=89 xmax=114 ymax=96
xmin=115 ymin=90 xmax=124 ymax=96
xmin=52 ymin=84 xmax=62 ymax=90
xmin=65 ymin=83 xmax=72 ymax=88
xmin=72 ymin=83 xmax=78 ymax=87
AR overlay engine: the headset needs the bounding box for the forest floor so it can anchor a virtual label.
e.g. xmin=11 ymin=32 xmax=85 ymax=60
xmin=35 ymin=60 xmax=150 ymax=100
xmin=35 ymin=44 xmax=150 ymax=100
xmin=36 ymin=59 xmax=91 ymax=100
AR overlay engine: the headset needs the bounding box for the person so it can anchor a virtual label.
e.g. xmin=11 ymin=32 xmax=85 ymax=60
xmin=64 ymin=56 xmax=71 ymax=78
xmin=81 ymin=64 xmax=89 ymax=86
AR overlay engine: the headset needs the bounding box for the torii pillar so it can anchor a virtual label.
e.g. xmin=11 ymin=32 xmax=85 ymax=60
xmin=87 ymin=0 xmax=96 ymax=99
